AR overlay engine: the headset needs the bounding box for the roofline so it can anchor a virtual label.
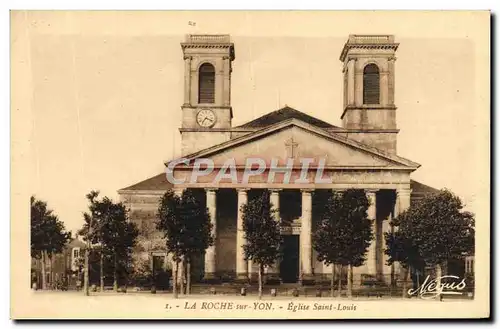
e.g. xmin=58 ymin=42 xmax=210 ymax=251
xmin=165 ymin=118 xmax=421 ymax=169
xmin=118 ymin=189 xmax=168 ymax=195
xmin=235 ymin=106 xmax=339 ymax=129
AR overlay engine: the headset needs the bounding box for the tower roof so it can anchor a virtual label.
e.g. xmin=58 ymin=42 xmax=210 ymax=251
xmin=339 ymin=34 xmax=399 ymax=61
xmin=181 ymin=34 xmax=235 ymax=60
xmin=236 ymin=106 xmax=339 ymax=129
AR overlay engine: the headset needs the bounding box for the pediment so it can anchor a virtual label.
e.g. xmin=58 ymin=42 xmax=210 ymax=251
xmin=175 ymin=119 xmax=420 ymax=170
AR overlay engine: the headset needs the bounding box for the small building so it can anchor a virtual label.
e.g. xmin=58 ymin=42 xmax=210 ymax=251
xmin=31 ymin=236 xmax=86 ymax=289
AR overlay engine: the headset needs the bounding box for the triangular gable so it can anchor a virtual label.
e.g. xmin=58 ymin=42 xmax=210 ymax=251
xmin=169 ymin=118 xmax=420 ymax=169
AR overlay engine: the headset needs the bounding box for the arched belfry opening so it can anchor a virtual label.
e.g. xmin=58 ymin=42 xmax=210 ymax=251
xmin=198 ymin=63 xmax=216 ymax=104
xmin=363 ymin=63 xmax=380 ymax=105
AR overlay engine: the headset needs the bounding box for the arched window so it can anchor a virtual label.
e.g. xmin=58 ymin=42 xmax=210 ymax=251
xmin=198 ymin=63 xmax=215 ymax=104
xmin=363 ymin=64 xmax=380 ymax=105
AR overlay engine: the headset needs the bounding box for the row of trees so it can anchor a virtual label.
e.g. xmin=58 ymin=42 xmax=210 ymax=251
xmin=30 ymin=192 xmax=139 ymax=295
xmin=32 ymin=186 xmax=475 ymax=300
xmin=155 ymin=189 xmax=369 ymax=299
xmin=155 ymin=187 xmax=475 ymax=299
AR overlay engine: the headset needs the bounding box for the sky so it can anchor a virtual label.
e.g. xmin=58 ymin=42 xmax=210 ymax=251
xmin=12 ymin=11 xmax=490 ymax=233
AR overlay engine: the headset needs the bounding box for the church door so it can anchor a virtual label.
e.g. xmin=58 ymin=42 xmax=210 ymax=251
xmin=280 ymin=235 xmax=300 ymax=283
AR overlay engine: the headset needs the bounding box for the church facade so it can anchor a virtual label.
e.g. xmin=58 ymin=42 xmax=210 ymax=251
xmin=118 ymin=34 xmax=437 ymax=286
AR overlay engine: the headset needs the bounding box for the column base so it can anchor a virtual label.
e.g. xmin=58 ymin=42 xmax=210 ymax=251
xmin=234 ymin=273 xmax=249 ymax=284
xmin=300 ymin=274 xmax=316 ymax=286
xmin=265 ymin=273 xmax=282 ymax=285
xmin=202 ymin=273 xmax=220 ymax=284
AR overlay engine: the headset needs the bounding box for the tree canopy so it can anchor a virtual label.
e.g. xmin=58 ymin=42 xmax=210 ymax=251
xmin=241 ymin=190 xmax=282 ymax=269
xmin=385 ymin=189 xmax=475 ymax=268
xmin=31 ymin=195 xmax=71 ymax=259
xmin=314 ymin=189 xmax=372 ymax=267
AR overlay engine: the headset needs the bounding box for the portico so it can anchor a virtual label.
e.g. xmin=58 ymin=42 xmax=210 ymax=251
xmin=165 ymin=116 xmax=418 ymax=284
xmin=166 ymin=185 xmax=412 ymax=285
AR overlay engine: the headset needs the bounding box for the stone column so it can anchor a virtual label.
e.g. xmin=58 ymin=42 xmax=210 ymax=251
xmin=190 ymin=63 xmax=198 ymax=106
xmin=236 ymin=188 xmax=249 ymax=281
xmin=204 ymin=188 xmax=217 ymax=280
xmin=381 ymin=212 xmax=392 ymax=283
xmin=215 ymin=58 xmax=224 ymax=105
xmin=380 ymin=71 xmax=389 ymax=106
xmin=300 ymin=189 xmax=313 ymax=283
xmin=394 ymin=188 xmax=411 ymax=283
xmin=223 ymin=56 xmax=231 ymax=106
xmin=183 ymin=56 xmax=192 ymax=106
xmin=173 ymin=188 xmax=185 ymax=286
xmin=365 ymin=189 xmax=378 ymax=275
xmin=347 ymin=58 xmax=355 ymax=106
xmin=355 ymin=60 xmax=363 ymax=106
xmin=396 ymin=188 xmax=411 ymax=214
xmin=268 ymin=189 xmax=281 ymax=281
xmin=388 ymin=57 xmax=396 ymax=105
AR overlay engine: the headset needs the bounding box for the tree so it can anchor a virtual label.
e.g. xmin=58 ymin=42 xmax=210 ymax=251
xmin=79 ymin=191 xmax=139 ymax=295
xmin=313 ymin=189 xmax=372 ymax=297
xmin=78 ymin=191 xmax=101 ymax=296
xmin=241 ymin=190 xmax=282 ymax=299
xmin=156 ymin=189 xmax=215 ymax=297
xmin=384 ymin=226 xmax=426 ymax=297
xmin=157 ymin=190 xmax=183 ymax=298
xmin=99 ymin=197 xmax=139 ymax=292
xmin=385 ymin=189 xmax=475 ymax=296
xmin=178 ymin=189 xmax=214 ymax=295
xmin=31 ymin=196 xmax=71 ymax=290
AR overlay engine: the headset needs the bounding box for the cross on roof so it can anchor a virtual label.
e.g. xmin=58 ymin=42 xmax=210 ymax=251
xmin=285 ymin=137 xmax=299 ymax=158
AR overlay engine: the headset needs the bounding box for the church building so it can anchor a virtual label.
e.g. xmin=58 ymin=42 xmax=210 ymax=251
xmin=118 ymin=34 xmax=438 ymax=286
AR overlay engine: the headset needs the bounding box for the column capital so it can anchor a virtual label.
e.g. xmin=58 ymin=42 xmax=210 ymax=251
xmin=396 ymin=188 xmax=412 ymax=196
xmin=237 ymin=188 xmax=250 ymax=193
xmin=365 ymin=188 xmax=379 ymax=194
xmin=269 ymin=188 xmax=282 ymax=193
xmin=183 ymin=55 xmax=192 ymax=61
xmin=300 ymin=188 xmax=314 ymax=194
xmin=204 ymin=187 xmax=218 ymax=193
xmin=173 ymin=187 xmax=185 ymax=196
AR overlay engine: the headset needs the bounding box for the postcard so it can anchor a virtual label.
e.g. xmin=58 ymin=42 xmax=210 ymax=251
xmin=11 ymin=10 xmax=490 ymax=319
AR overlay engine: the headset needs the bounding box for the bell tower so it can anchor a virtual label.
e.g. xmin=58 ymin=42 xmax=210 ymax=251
xmin=180 ymin=34 xmax=235 ymax=155
xmin=339 ymin=35 xmax=399 ymax=153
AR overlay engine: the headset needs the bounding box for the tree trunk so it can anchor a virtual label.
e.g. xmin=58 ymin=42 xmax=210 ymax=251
xmin=84 ymin=246 xmax=90 ymax=296
xmin=436 ymin=263 xmax=442 ymax=300
xmin=338 ymin=265 xmax=342 ymax=297
xmin=402 ymin=266 xmax=409 ymax=298
xmin=100 ymin=251 xmax=104 ymax=292
xmin=172 ymin=261 xmax=178 ymax=299
xmin=258 ymin=264 xmax=263 ymax=299
xmin=49 ymin=254 xmax=54 ymax=290
xmin=391 ymin=262 xmax=395 ymax=287
xmin=41 ymin=251 xmax=47 ymax=290
xmin=330 ymin=264 xmax=335 ymax=297
xmin=186 ymin=258 xmax=191 ymax=295
xmin=347 ymin=264 xmax=353 ymax=298
xmin=113 ymin=253 xmax=118 ymax=292
xmin=179 ymin=258 xmax=185 ymax=295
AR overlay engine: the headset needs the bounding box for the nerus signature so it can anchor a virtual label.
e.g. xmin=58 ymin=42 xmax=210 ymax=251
xmin=407 ymin=275 xmax=467 ymax=300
